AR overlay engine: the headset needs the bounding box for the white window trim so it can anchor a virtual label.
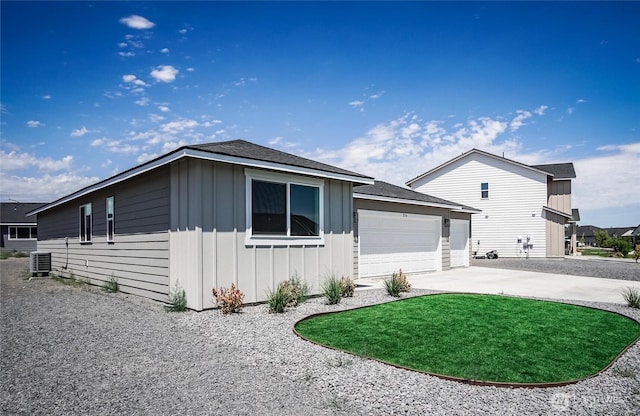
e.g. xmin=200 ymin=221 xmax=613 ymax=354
xmin=79 ymin=203 xmax=92 ymax=243
xmin=7 ymin=225 xmax=37 ymax=240
xmin=245 ymin=168 xmax=325 ymax=246
xmin=106 ymin=196 xmax=115 ymax=242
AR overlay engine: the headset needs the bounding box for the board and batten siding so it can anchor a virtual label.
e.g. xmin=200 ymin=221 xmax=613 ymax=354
xmin=169 ymin=158 xmax=354 ymax=310
xmin=36 ymin=167 xmax=171 ymax=301
xmin=411 ymin=153 xmax=547 ymax=258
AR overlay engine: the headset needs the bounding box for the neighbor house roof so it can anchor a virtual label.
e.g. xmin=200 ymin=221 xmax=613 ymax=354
xmin=354 ymin=181 xmax=481 ymax=213
xmin=406 ymin=148 xmax=578 ymax=187
xmin=530 ymin=163 xmax=576 ymax=179
xmin=1 ymin=203 xmax=46 ymax=224
xmin=28 ymin=140 xmax=374 ymax=216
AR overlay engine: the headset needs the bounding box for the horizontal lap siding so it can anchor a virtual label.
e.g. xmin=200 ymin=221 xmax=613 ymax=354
xmin=412 ymin=153 xmax=547 ymax=258
xmin=37 ymin=167 xmax=171 ymax=301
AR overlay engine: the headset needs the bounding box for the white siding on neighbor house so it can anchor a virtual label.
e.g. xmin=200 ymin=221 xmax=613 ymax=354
xmin=411 ymin=152 xmax=548 ymax=258
xmin=169 ymin=158 xmax=354 ymax=310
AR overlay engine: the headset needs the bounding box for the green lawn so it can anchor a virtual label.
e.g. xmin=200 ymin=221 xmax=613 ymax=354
xmin=295 ymin=294 xmax=640 ymax=384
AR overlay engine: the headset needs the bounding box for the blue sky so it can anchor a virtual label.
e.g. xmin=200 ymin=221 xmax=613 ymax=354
xmin=1 ymin=1 xmax=638 ymax=227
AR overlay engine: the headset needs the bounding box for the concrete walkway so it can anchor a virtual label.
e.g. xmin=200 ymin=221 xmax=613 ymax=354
xmin=357 ymin=266 xmax=640 ymax=304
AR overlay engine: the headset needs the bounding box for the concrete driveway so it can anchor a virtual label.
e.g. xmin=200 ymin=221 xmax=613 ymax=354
xmin=357 ymin=266 xmax=640 ymax=304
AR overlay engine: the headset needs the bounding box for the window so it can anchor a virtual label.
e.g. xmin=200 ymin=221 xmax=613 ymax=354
xmin=106 ymin=196 xmax=115 ymax=242
xmin=8 ymin=226 xmax=37 ymax=240
xmin=79 ymin=203 xmax=92 ymax=243
xmin=481 ymin=182 xmax=489 ymax=199
xmin=246 ymin=170 xmax=323 ymax=245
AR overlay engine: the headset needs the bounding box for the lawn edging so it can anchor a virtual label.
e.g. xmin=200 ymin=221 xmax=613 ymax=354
xmin=293 ymin=292 xmax=640 ymax=389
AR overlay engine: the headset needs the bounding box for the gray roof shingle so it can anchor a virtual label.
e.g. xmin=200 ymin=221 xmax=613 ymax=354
xmin=354 ymin=181 xmax=480 ymax=212
xmin=1 ymin=203 xmax=46 ymax=223
xmin=530 ymin=163 xmax=576 ymax=179
xmin=188 ymin=140 xmax=372 ymax=180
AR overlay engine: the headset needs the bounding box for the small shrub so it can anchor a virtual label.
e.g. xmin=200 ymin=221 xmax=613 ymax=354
xmin=101 ymin=274 xmax=118 ymax=293
xmin=212 ymin=283 xmax=244 ymax=314
xmin=322 ymin=275 xmax=343 ymax=305
xmin=278 ymin=273 xmax=310 ymax=307
xmin=608 ymin=237 xmax=632 ymax=257
xmin=384 ymin=269 xmax=411 ymax=297
xmin=622 ymin=287 xmax=640 ymax=308
xmin=266 ymin=286 xmax=289 ymax=313
xmin=339 ymin=276 xmax=356 ymax=297
xmin=165 ymin=281 xmax=188 ymax=312
xmin=634 ymin=244 xmax=640 ymax=263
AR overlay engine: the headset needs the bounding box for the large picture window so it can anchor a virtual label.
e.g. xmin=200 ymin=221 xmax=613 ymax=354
xmin=106 ymin=196 xmax=115 ymax=242
xmin=79 ymin=203 xmax=92 ymax=243
xmin=246 ymin=170 xmax=323 ymax=245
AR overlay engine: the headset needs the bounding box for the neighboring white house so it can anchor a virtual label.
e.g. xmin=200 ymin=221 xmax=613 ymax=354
xmin=406 ymin=149 xmax=578 ymax=258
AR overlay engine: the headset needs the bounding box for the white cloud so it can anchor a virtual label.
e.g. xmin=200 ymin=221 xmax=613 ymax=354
xmin=566 ymin=107 xmax=575 ymax=115
xmin=158 ymin=105 xmax=170 ymax=112
xmin=186 ymin=67 xmax=195 ymax=72
xmin=369 ymin=91 xmax=385 ymax=100
xmin=118 ymin=42 xmax=128 ymax=48
xmin=119 ymin=15 xmax=155 ymax=30
xmin=136 ymin=153 xmax=159 ymax=164
xmin=42 ymin=95 xmax=51 ymax=100
xmin=348 ymin=100 xmax=364 ymax=108
xmin=150 ymin=65 xmax=179 ymax=83
xmin=533 ymin=105 xmax=548 ymax=116
xmin=573 ymin=142 xmax=640 ymax=211
xmin=577 ymin=98 xmax=587 ymax=104
xmin=149 ymin=113 xmax=165 ymax=123
xmin=118 ymin=51 xmax=135 ymax=57
xmin=160 ymin=118 xmax=198 ymax=133
xmin=122 ymin=74 xmax=149 ymax=87
xmin=135 ymin=97 xmax=150 ymax=107
xmin=510 ymin=110 xmax=532 ymax=131
xmin=0 ymin=150 xmax=73 ymax=172
xmin=27 ymin=120 xmax=44 ymax=128
xmin=160 ymin=48 xmax=170 ymax=54
xmin=0 ymin=171 xmax=99 ymax=203
xmin=70 ymin=126 xmax=89 ymax=137
xmin=179 ymin=29 xmax=188 ymax=34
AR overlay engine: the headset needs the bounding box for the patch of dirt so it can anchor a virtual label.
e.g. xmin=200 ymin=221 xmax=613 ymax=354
xmin=0 ymin=258 xmax=67 ymax=297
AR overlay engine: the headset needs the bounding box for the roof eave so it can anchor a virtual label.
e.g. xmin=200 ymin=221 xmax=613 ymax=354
xmin=354 ymin=192 xmax=475 ymax=211
xmin=28 ymin=147 xmax=374 ymax=216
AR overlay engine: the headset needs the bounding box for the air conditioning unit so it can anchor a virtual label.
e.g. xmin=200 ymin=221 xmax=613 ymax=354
xmin=30 ymin=251 xmax=51 ymax=275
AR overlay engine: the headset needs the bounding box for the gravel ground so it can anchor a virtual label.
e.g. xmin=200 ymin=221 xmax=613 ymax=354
xmin=2 ymin=257 xmax=639 ymax=415
xmin=472 ymin=257 xmax=640 ymax=282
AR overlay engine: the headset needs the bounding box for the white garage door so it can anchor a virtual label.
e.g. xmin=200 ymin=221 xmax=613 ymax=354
xmin=450 ymin=219 xmax=469 ymax=267
xmin=358 ymin=210 xmax=441 ymax=278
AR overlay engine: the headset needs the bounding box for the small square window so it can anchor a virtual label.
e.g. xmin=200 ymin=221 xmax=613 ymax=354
xmin=481 ymin=182 xmax=489 ymax=199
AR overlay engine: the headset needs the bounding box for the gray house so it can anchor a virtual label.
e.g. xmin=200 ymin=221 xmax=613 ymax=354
xmin=1 ymin=202 xmax=45 ymax=254
xmin=29 ymin=140 xmax=477 ymax=310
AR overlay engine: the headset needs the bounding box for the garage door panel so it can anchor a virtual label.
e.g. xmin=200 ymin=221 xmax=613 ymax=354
xmin=450 ymin=219 xmax=469 ymax=267
xmin=358 ymin=210 xmax=441 ymax=277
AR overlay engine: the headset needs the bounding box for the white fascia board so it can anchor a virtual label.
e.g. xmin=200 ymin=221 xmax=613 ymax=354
xmin=0 ymin=222 xmax=38 ymax=226
xmin=184 ymin=149 xmax=374 ymax=184
xmin=353 ymin=192 xmax=464 ymax=210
